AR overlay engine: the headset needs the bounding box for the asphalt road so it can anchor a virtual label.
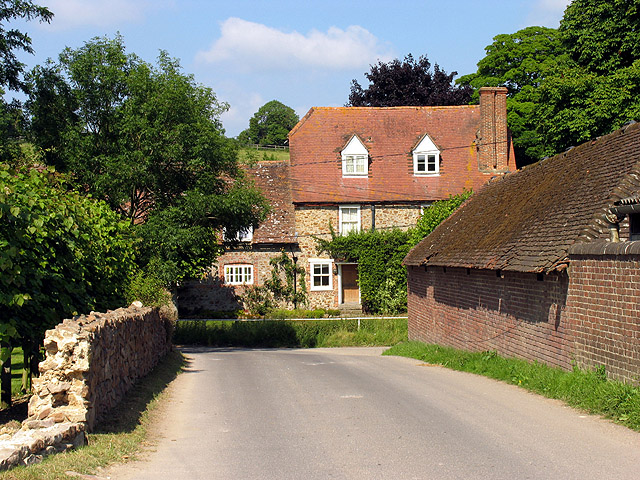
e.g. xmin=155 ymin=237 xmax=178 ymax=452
xmin=106 ymin=347 xmax=640 ymax=480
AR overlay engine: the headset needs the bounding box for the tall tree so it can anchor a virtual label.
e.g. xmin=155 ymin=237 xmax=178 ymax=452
xmin=560 ymin=0 xmax=640 ymax=74
xmin=0 ymin=0 xmax=52 ymax=93
xmin=26 ymin=35 xmax=269 ymax=285
xmin=347 ymin=54 xmax=472 ymax=107
xmin=458 ymin=27 xmax=567 ymax=166
xmin=238 ymin=100 xmax=299 ymax=146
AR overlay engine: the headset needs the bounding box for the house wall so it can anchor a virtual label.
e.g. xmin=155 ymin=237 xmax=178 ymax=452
xmin=296 ymin=204 xmax=423 ymax=308
xmin=178 ymin=248 xmax=289 ymax=314
xmin=407 ymin=266 xmax=574 ymax=370
xmin=408 ymin=243 xmax=640 ymax=383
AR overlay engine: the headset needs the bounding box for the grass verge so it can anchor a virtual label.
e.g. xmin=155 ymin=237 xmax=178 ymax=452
xmin=175 ymin=318 xmax=408 ymax=348
xmin=0 ymin=349 xmax=185 ymax=480
xmin=384 ymin=341 xmax=640 ymax=431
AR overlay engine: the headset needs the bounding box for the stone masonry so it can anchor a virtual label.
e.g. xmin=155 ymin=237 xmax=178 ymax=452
xmin=0 ymin=302 xmax=174 ymax=471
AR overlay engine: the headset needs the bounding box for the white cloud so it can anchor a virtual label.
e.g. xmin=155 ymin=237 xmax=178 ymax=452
xmin=220 ymin=91 xmax=265 ymax=137
xmin=528 ymin=0 xmax=572 ymax=27
xmin=41 ymin=0 xmax=158 ymax=30
xmin=196 ymin=18 xmax=393 ymax=72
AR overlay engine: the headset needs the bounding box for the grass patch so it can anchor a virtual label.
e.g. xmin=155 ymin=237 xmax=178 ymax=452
xmin=384 ymin=341 xmax=640 ymax=431
xmin=0 ymin=349 xmax=185 ymax=480
xmin=174 ymin=318 xmax=407 ymax=348
xmin=238 ymin=147 xmax=289 ymax=164
xmin=10 ymin=347 xmax=24 ymax=398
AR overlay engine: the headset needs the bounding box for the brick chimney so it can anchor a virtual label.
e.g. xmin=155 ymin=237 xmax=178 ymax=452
xmin=478 ymin=87 xmax=509 ymax=172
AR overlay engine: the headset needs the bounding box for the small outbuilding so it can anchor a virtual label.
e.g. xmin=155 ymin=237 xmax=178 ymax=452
xmin=404 ymin=121 xmax=640 ymax=382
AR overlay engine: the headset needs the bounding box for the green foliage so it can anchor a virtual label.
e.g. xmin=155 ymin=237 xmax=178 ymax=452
xmin=536 ymin=62 xmax=640 ymax=157
xmin=458 ymin=27 xmax=568 ymax=166
xmin=264 ymin=251 xmax=307 ymax=309
xmin=317 ymin=229 xmax=411 ymax=314
xmin=0 ymin=165 xmax=137 ymax=401
xmin=0 ymin=0 xmax=53 ymax=93
xmin=125 ymin=272 xmax=172 ymax=308
xmin=241 ymin=285 xmax=275 ymax=317
xmin=173 ymin=318 xmax=408 ymax=348
xmin=385 ymin=341 xmax=640 ymax=431
xmin=408 ymin=191 xmax=472 ymax=246
xmin=26 ymin=35 xmax=269 ymax=285
xmin=559 ymin=0 xmax=640 ymax=74
xmin=242 ymin=251 xmax=308 ymax=316
xmin=238 ymin=100 xmax=299 ymax=146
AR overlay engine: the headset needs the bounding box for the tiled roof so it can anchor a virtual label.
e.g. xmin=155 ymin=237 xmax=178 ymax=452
xmin=246 ymin=161 xmax=296 ymax=244
xmin=289 ymin=106 xmax=512 ymax=204
xmin=404 ymin=122 xmax=640 ymax=272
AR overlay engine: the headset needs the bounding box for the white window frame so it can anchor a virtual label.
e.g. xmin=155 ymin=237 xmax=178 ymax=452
xmin=309 ymin=259 xmax=333 ymax=291
xmin=223 ymin=226 xmax=254 ymax=242
xmin=341 ymin=135 xmax=368 ymax=177
xmin=413 ymin=134 xmax=440 ymax=176
xmin=224 ymin=264 xmax=254 ymax=285
xmin=339 ymin=205 xmax=361 ymax=235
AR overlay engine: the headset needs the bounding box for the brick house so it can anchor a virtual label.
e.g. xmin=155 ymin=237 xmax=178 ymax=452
xmin=180 ymin=87 xmax=513 ymax=313
xmin=404 ymin=121 xmax=640 ymax=383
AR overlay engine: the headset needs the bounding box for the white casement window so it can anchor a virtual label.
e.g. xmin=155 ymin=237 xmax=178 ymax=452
xmin=341 ymin=135 xmax=368 ymax=177
xmin=224 ymin=265 xmax=254 ymax=285
xmin=223 ymin=226 xmax=254 ymax=242
xmin=310 ymin=259 xmax=333 ymax=291
xmin=413 ymin=134 xmax=440 ymax=175
xmin=339 ymin=205 xmax=361 ymax=235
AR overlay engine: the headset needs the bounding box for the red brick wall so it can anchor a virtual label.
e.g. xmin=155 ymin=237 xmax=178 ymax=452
xmin=407 ymin=266 xmax=573 ymax=370
xmin=567 ymin=253 xmax=640 ymax=383
xmin=408 ymin=248 xmax=640 ymax=382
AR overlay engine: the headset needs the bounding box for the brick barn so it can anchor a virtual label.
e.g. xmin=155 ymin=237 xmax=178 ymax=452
xmin=404 ymin=121 xmax=640 ymax=382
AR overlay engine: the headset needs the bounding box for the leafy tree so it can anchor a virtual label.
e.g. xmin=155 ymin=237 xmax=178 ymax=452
xmin=458 ymin=27 xmax=567 ymax=166
xmin=536 ymin=62 xmax=640 ymax=157
xmin=26 ymin=35 xmax=269 ymax=285
xmin=560 ymin=0 xmax=640 ymax=74
xmin=0 ymin=165 xmax=137 ymax=404
xmin=238 ymin=100 xmax=299 ymax=146
xmin=0 ymin=0 xmax=52 ymax=93
xmin=347 ymin=54 xmax=472 ymax=107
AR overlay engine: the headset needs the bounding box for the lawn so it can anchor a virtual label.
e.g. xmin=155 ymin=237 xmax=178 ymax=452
xmin=238 ymin=146 xmax=289 ymax=163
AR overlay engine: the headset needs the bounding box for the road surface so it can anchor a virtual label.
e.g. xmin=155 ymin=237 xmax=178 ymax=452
xmin=106 ymin=346 xmax=640 ymax=479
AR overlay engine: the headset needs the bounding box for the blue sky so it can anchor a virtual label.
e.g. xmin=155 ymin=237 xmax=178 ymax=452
xmin=11 ymin=0 xmax=570 ymax=137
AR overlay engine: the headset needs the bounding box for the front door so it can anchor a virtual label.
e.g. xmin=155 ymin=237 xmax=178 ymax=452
xmin=341 ymin=264 xmax=359 ymax=304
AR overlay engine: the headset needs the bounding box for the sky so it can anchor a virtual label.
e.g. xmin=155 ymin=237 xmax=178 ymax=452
xmin=10 ymin=0 xmax=571 ymax=137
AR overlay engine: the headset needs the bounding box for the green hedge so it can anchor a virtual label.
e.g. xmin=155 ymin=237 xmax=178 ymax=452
xmin=174 ymin=318 xmax=407 ymax=348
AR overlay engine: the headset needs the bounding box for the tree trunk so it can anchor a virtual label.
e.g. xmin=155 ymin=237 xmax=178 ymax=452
xmin=0 ymin=342 xmax=12 ymax=409
xmin=21 ymin=341 xmax=34 ymax=394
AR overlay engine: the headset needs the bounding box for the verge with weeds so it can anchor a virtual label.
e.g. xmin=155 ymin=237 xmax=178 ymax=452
xmin=0 ymin=350 xmax=185 ymax=480
xmin=384 ymin=341 xmax=640 ymax=431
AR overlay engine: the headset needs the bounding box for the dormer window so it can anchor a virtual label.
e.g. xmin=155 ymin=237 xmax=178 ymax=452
xmin=413 ymin=134 xmax=440 ymax=175
xmin=341 ymin=135 xmax=368 ymax=177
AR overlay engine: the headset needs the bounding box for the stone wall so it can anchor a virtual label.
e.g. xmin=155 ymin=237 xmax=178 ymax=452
xmin=27 ymin=303 xmax=173 ymax=431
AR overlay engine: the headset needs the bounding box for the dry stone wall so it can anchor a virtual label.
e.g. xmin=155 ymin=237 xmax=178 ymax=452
xmin=0 ymin=302 xmax=173 ymax=470
xmin=28 ymin=303 xmax=173 ymax=430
